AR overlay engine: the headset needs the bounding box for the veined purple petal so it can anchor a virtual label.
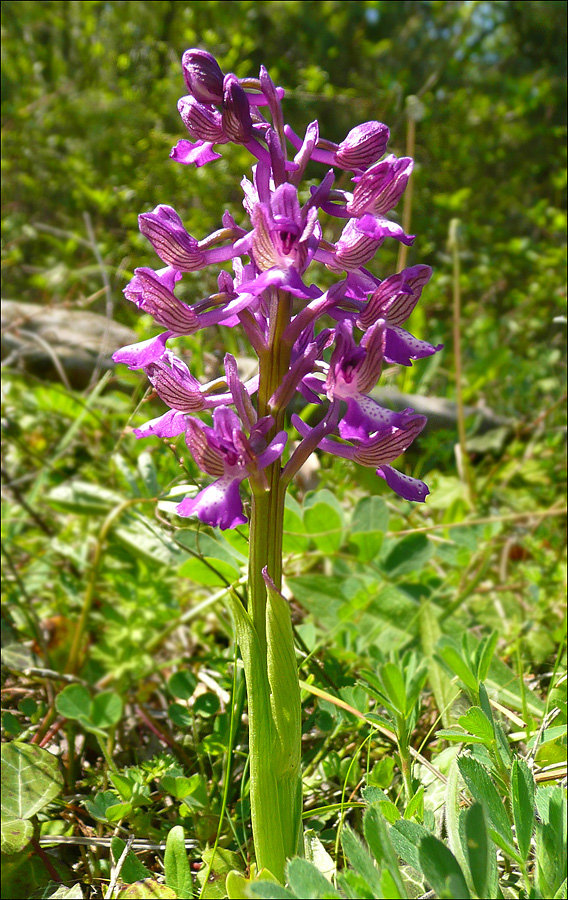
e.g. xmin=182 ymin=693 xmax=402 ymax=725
xmin=170 ymin=139 xmax=222 ymax=167
xmin=333 ymin=219 xmax=383 ymax=270
xmin=134 ymin=408 xmax=188 ymax=439
xmin=377 ymin=465 xmax=430 ymax=502
xmin=178 ymin=95 xmax=225 ymax=143
xmin=182 ymin=49 xmax=224 ymax=104
xmin=139 ymin=206 xmax=206 ymax=271
xmin=185 ymin=418 xmax=226 ymax=477
xmin=357 ymin=273 xmax=413 ymax=329
xmin=348 ymin=155 xmax=413 ymax=216
xmin=335 ymin=121 xmax=390 ymax=170
xmin=222 ymin=74 xmax=253 ymax=143
xmin=177 ymin=476 xmax=247 ymax=530
xmin=145 ymin=355 xmax=230 ymax=413
xmin=124 ymin=268 xmax=199 ymax=334
xmin=353 ymin=415 xmax=427 ymax=467
xmin=112 ymin=332 xmax=170 ymax=369
xmin=238 ymin=267 xmax=321 ymax=300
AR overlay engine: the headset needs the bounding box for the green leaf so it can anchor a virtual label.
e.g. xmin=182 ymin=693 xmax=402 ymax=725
xmin=303 ymin=502 xmax=343 ymax=554
xmin=161 ymin=774 xmax=203 ymax=802
xmin=417 ymin=834 xmax=470 ymax=899
xmin=105 ymin=801 xmax=133 ymax=822
xmin=167 ymin=703 xmax=192 ymax=729
xmin=193 ymin=692 xmax=220 ymax=717
xmin=303 ymin=829 xmax=335 ymax=882
xmin=350 ymin=496 xmax=389 ymax=561
xmin=403 ymin=786 xmax=424 ymax=822
xmin=164 ymin=826 xmax=192 ymax=899
xmin=379 ymin=663 xmax=408 ymax=716
xmin=113 ymin=520 xmax=186 ymax=568
xmin=1 ymin=742 xmax=63 ymax=821
xmin=90 ymin=691 xmax=123 ymax=728
xmin=46 ymin=480 xmax=123 ymax=515
xmin=336 ymin=869 xmax=376 ymax=899
xmin=475 ymin=631 xmax=498 ymax=683
xmin=435 ymin=640 xmax=479 ymax=694
xmin=84 ymin=791 xmax=120 ymax=822
xmin=368 ymin=757 xmax=395 ymax=789
xmin=168 ymin=671 xmax=198 ymax=700
xmin=55 ymin=684 xmax=93 ymax=729
xmin=363 ymin=805 xmax=407 ymax=897
xmin=341 ymin=824 xmax=383 ymax=898
xmin=111 ymin=837 xmax=152 ymax=884
xmin=178 ymin=556 xmax=239 ymax=585
xmin=381 ymin=533 xmax=432 ymax=577
xmin=390 ymin=820 xmax=430 ymax=872
xmin=462 ymin=802 xmax=493 ymax=900
xmin=110 ymin=773 xmax=134 ymax=802
xmin=535 ymin=785 xmax=567 ymax=897
xmin=137 ymin=451 xmax=159 ymax=497
xmin=248 ymin=883 xmax=296 ymax=899
xmin=286 ymin=857 xmax=342 ymax=898
xmin=436 ymin=727 xmax=487 ymax=744
xmin=282 ymin=506 xmax=310 ymax=554
xmin=457 ymin=707 xmax=495 ymax=744
xmin=511 ymin=757 xmax=535 ymax=862
xmin=1 ymin=818 xmax=34 ymax=854
xmin=457 ymin=756 xmax=517 ymax=859
xmin=116 ymin=881 xmax=176 ymax=899
xmin=420 ymin=603 xmax=459 ymax=729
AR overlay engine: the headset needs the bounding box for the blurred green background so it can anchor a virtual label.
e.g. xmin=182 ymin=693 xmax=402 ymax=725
xmin=2 ymin=0 xmax=566 ymax=417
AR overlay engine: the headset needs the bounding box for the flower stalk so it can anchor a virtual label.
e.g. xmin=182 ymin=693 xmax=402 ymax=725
xmin=114 ymin=49 xmax=440 ymax=882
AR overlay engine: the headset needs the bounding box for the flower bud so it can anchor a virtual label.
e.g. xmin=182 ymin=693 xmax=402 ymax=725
xmin=348 ymin=155 xmax=413 ymax=216
xmin=335 ymin=121 xmax=389 ymax=170
xmin=222 ymin=74 xmax=253 ymax=143
xmin=181 ymin=49 xmax=224 ymax=104
xmin=139 ymin=205 xmax=206 ymax=271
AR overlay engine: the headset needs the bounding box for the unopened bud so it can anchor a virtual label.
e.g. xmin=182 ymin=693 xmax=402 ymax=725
xmin=222 ymin=74 xmax=253 ymax=143
xmin=181 ymin=49 xmax=224 ymax=104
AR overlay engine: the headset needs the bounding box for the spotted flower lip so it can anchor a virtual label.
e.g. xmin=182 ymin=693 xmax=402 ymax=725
xmin=177 ymin=406 xmax=287 ymax=530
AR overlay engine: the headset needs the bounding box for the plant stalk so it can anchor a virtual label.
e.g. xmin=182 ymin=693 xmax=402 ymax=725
xmin=234 ymin=288 xmax=303 ymax=881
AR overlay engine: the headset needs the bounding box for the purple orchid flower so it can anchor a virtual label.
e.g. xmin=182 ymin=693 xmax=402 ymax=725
xmin=356 ymin=265 xmax=444 ymax=366
xmin=115 ymin=48 xmax=441 ymax=530
xmin=178 ymin=406 xmax=287 ymax=530
xmin=292 ymin=409 xmax=429 ymax=502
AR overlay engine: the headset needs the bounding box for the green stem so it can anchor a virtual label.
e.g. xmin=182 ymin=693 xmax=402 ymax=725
xmin=397 ymin=715 xmax=414 ymax=803
xmin=448 ymin=219 xmax=475 ymax=504
xmin=235 ymin=287 xmax=303 ymax=881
